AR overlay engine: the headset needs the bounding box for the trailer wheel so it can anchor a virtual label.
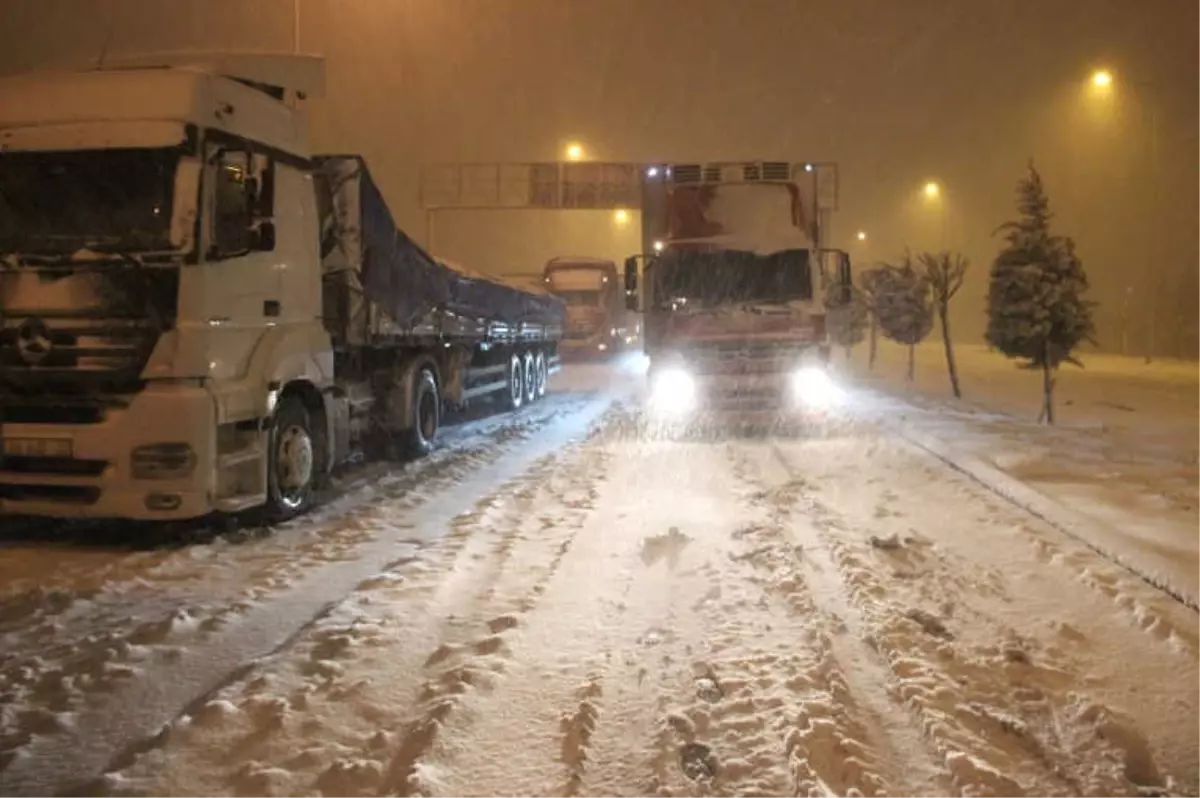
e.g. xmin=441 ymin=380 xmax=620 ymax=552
xmin=533 ymin=351 xmax=548 ymax=399
xmin=522 ymin=352 xmax=537 ymax=404
xmin=506 ymin=354 xmax=524 ymax=410
xmin=404 ymin=368 xmax=440 ymax=457
xmin=265 ymin=396 xmax=315 ymax=523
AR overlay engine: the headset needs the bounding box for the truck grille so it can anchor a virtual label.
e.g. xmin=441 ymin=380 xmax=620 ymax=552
xmin=0 ymin=316 xmax=160 ymax=396
xmin=0 ymin=402 xmax=107 ymax=425
xmin=678 ymin=342 xmax=802 ymax=376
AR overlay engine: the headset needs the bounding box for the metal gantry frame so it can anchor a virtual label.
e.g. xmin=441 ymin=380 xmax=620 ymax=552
xmin=417 ymin=160 xmax=839 ymax=254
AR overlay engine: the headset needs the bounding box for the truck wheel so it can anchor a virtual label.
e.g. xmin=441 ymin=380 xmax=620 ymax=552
xmin=534 ymin=351 xmax=548 ymax=399
xmin=506 ymin=355 xmax=524 ymax=410
xmin=265 ymin=397 xmax=315 ymax=523
xmin=404 ymin=368 xmax=440 ymax=457
xmin=522 ymin=352 xmax=537 ymax=404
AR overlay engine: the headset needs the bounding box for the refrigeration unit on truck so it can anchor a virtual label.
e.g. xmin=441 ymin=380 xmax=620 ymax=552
xmin=541 ymin=256 xmax=638 ymax=357
xmin=623 ymin=161 xmax=852 ymax=422
xmin=0 ymin=53 xmax=563 ymax=523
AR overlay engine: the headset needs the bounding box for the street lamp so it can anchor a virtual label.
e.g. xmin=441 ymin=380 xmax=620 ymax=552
xmin=565 ymin=142 xmax=585 ymax=161
xmin=1082 ymin=66 xmax=1165 ymax=356
xmin=613 ymin=209 xmax=630 ymax=226
xmin=923 ymin=181 xmax=940 ymax=199
xmin=856 ymin=231 xmax=867 ymax=241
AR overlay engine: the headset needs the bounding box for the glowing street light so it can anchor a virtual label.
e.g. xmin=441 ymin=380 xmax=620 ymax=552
xmin=653 ymin=239 xmax=665 ymax=252
xmin=923 ymin=181 xmax=941 ymax=199
xmin=856 ymin=231 xmax=867 ymax=241
xmin=1091 ymin=69 xmax=1113 ymax=89
xmin=565 ymin=142 xmax=585 ymax=161
xmin=613 ymin=208 xmax=630 ymax=225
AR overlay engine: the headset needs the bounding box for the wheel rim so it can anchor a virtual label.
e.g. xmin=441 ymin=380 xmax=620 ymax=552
xmin=275 ymin=424 xmax=313 ymax=509
xmin=418 ymin=388 xmax=438 ymax=440
xmin=510 ymin=360 xmax=523 ymax=406
xmin=536 ymin=355 xmax=548 ymax=396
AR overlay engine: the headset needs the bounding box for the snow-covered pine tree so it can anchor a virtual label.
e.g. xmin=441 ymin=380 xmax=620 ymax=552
xmin=918 ymin=251 xmax=968 ymax=398
xmin=824 ymin=281 xmax=869 ymax=361
xmin=986 ymin=162 xmax=1096 ymax=424
xmin=873 ymin=252 xmax=934 ymax=381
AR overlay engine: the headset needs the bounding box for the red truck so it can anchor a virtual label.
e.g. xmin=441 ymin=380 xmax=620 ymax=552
xmin=624 ymin=161 xmax=851 ymax=423
xmin=542 ymin=257 xmax=638 ymax=359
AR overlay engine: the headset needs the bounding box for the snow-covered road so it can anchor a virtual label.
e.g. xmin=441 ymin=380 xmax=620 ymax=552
xmin=1 ymin=358 xmax=1196 ymax=796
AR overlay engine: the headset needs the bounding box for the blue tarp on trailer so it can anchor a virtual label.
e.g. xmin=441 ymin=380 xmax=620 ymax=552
xmin=315 ymin=155 xmax=564 ymax=336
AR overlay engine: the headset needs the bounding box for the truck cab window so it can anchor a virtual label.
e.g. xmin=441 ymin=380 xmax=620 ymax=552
xmin=208 ymin=147 xmax=275 ymax=258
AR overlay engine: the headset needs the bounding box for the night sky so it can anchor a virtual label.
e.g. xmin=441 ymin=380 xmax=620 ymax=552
xmin=1 ymin=0 xmax=1195 ymax=353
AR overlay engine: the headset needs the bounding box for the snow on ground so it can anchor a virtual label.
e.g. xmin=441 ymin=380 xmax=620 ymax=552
xmin=0 ymin=366 xmax=628 ymax=796
xmin=92 ymin=404 xmax=1197 ymax=797
xmin=847 ymin=340 xmax=1199 ymax=605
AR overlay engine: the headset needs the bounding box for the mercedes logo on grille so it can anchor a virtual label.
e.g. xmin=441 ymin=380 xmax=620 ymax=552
xmin=16 ymin=317 xmax=53 ymax=365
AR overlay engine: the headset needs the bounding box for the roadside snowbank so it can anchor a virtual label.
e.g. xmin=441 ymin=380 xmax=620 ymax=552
xmin=846 ymin=340 xmax=1198 ymax=604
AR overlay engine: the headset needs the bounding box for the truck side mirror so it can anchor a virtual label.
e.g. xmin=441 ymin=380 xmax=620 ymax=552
xmin=623 ymin=256 xmax=639 ymax=311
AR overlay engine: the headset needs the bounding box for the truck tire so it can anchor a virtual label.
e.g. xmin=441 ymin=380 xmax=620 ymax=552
xmin=533 ymin=351 xmax=548 ymax=399
xmin=265 ymin=396 xmax=315 ymax=523
xmin=522 ymin=352 xmax=537 ymax=405
xmin=404 ymin=368 xmax=440 ymax=457
xmin=506 ymin=354 xmax=524 ymax=410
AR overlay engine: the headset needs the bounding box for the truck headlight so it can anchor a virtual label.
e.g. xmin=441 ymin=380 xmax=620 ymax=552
xmin=131 ymin=443 xmax=197 ymax=480
xmin=791 ymin=367 xmax=842 ymax=409
xmin=650 ymin=367 xmax=697 ymax=416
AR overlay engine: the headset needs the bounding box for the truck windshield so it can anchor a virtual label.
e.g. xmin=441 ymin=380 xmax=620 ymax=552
xmin=0 ymin=147 xmax=181 ymax=256
xmin=648 ymin=249 xmax=812 ymax=309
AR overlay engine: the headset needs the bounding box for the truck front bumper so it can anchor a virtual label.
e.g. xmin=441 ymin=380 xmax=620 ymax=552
xmin=0 ymin=383 xmax=217 ymax=521
xmin=644 ymin=364 xmax=843 ymax=425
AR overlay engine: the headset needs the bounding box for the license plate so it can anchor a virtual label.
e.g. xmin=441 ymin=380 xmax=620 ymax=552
xmin=2 ymin=438 xmax=73 ymax=458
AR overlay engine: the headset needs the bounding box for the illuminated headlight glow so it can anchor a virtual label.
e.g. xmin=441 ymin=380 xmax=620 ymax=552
xmin=649 ymin=367 xmax=697 ymax=416
xmin=791 ymin=367 xmax=843 ymax=409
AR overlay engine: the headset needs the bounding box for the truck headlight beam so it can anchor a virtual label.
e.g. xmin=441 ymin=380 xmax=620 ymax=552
xmin=791 ymin=367 xmax=842 ymax=410
xmin=649 ymin=367 xmax=697 ymax=416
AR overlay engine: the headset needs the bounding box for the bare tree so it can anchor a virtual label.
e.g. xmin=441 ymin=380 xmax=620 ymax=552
xmin=918 ymin=251 xmax=968 ymax=398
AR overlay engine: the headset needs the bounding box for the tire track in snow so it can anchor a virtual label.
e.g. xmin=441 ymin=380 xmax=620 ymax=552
xmin=763 ymin=438 xmax=1180 ymax=797
xmin=724 ymin=441 xmax=932 ymax=797
xmin=89 ymin=440 xmax=609 ymax=797
xmin=377 ymin=444 xmax=611 ymax=797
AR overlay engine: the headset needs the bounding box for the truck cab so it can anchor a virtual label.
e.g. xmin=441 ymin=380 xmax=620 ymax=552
xmin=624 ymin=161 xmax=851 ymax=421
xmin=0 ymin=53 xmax=334 ymax=520
xmin=541 ymin=256 xmax=636 ymax=358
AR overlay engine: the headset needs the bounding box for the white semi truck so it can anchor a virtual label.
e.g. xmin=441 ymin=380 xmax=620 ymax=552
xmin=0 ymin=53 xmax=563 ymax=523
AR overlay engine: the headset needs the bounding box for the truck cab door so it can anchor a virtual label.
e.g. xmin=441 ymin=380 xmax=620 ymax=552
xmin=178 ymin=142 xmax=282 ymax=380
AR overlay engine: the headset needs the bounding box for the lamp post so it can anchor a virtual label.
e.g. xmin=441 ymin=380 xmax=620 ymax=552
xmin=1088 ymin=68 xmax=1163 ymax=357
